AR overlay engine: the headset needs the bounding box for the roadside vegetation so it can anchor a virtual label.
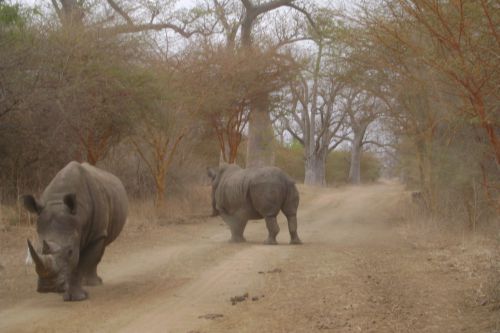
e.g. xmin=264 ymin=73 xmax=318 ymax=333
xmin=0 ymin=0 xmax=498 ymax=234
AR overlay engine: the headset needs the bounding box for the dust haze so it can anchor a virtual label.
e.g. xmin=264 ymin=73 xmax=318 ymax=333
xmin=1 ymin=182 xmax=498 ymax=332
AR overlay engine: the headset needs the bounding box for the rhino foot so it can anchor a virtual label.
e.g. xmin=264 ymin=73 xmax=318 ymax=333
xmin=63 ymin=287 xmax=88 ymax=302
xmin=264 ymin=238 xmax=278 ymax=245
xmin=83 ymin=275 xmax=103 ymax=286
xmin=290 ymin=238 xmax=303 ymax=245
xmin=229 ymin=236 xmax=246 ymax=243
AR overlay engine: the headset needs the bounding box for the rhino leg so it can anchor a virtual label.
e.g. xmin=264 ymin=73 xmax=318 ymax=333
xmin=64 ymin=271 xmax=88 ymax=302
xmin=221 ymin=214 xmax=247 ymax=243
xmin=83 ymin=267 xmax=103 ymax=286
xmin=286 ymin=215 xmax=302 ymax=245
xmin=80 ymin=239 xmax=105 ymax=287
xmin=264 ymin=216 xmax=279 ymax=245
xmin=230 ymin=219 xmax=248 ymax=243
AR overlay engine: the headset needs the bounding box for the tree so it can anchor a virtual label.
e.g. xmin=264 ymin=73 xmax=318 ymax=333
xmin=391 ymin=0 xmax=500 ymax=168
xmin=50 ymin=0 xmax=211 ymax=36
xmin=281 ymin=38 xmax=347 ymax=186
xmin=356 ymin=0 xmax=500 ymax=220
xmin=342 ymin=90 xmax=379 ymax=184
xmin=239 ymin=0 xmax=316 ymax=167
xmin=185 ymin=45 xmax=293 ymax=164
xmin=130 ymin=64 xmax=187 ymax=207
xmin=37 ymin=30 xmax=149 ymax=165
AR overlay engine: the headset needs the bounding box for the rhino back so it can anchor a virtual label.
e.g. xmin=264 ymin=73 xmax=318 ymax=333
xmin=40 ymin=161 xmax=127 ymax=248
xmin=80 ymin=163 xmax=128 ymax=245
xmin=40 ymin=162 xmax=94 ymax=227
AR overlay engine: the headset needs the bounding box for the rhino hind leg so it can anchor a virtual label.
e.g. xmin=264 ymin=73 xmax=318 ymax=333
xmin=222 ymin=214 xmax=247 ymax=243
xmin=286 ymin=215 xmax=302 ymax=245
xmin=229 ymin=219 xmax=248 ymax=243
xmin=264 ymin=216 xmax=280 ymax=245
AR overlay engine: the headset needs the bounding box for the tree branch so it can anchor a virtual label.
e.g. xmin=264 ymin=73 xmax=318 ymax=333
xmin=106 ymin=0 xmax=134 ymax=25
xmin=286 ymin=125 xmax=304 ymax=145
xmin=286 ymin=3 xmax=318 ymax=34
xmin=103 ymin=22 xmax=206 ymax=37
xmin=51 ymin=0 xmax=64 ymax=22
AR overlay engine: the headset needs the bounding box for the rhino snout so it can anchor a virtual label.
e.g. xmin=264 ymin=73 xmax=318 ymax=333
xmin=37 ymin=276 xmax=66 ymax=294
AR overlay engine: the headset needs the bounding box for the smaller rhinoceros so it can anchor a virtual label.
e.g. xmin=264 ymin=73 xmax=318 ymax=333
xmin=207 ymin=164 xmax=302 ymax=245
xmin=23 ymin=161 xmax=128 ymax=301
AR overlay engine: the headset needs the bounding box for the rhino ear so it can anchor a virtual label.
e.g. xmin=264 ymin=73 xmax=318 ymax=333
xmin=207 ymin=167 xmax=217 ymax=181
xmin=22 ymin=195 xmax=43 ymax=215
xmin=63 ymin=193 xmax=77 ymax=215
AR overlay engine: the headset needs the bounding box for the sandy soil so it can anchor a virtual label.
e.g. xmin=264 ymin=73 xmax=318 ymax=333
xmin=0 ymin=182 xmax=498 ymax=333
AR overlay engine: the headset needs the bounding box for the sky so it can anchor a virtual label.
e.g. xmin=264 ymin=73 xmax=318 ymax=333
xmin=15 ymin=0 xmax=348 ymax=10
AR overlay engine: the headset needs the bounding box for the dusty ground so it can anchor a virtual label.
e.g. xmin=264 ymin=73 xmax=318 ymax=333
xmin=0 ymin=182 xmax=498 ymax=333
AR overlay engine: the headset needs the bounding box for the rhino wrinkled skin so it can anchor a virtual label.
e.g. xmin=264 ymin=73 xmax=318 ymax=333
xmin=23 ymin=161 xmax=128 ymax=301
xmin=208 ymin=164 xmax=302 ymax=245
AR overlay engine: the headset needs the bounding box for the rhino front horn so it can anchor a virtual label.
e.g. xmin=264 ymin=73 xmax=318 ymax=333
xmin=27 ymin=239 xmax=54 ymax=277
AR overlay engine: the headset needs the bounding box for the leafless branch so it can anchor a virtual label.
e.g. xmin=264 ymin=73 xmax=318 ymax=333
xmin=106 ymin=0 xmax=134 ymax=25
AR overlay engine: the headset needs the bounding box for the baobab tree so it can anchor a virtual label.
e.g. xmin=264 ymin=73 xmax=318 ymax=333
xmin=281 ymin=38 xmax=348 ymax=186
xmin=239 ymin=0 xmax=317 ymax=167
xmin=342 ymin=90 xmax=381 ymax=184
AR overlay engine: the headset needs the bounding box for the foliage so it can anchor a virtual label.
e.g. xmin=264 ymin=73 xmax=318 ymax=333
xmin=276 ymin=143 xmax=381 ymax=185
xmin=0 ymin=0 xmax=496 ymax=232
xmin=357 ymin=0 xmax=500 ymax=226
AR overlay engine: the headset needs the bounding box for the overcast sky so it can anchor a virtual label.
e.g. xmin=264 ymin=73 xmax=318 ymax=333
xmin=15 ymin=0 xmax=348 ymax=10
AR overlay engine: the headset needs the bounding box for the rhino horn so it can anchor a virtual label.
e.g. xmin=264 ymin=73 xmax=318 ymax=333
xmin=42 ymin=240 xmax=61 ymax=254
xmin=27 ymin=239 xmax=56 ymax=277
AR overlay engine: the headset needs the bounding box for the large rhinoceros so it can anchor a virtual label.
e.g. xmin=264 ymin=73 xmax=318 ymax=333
xmin=23 ymin=161 xmax=128 ymax=301
xmin=207 ymin=164 xmax=302 ymax=245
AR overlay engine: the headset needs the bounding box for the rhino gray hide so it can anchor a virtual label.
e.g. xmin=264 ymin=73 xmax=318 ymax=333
xmin=208 ymin=164 xmax=302 ymax=245
xmin=23 ymin=161 xmax=128 ymax=301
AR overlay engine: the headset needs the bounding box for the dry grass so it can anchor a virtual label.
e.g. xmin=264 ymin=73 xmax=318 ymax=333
xmin=128 ymin=185 xmax=213 ymax=229
xmin=0 ymin=202 xmax=37 ymax=229
xmin=389 ymin=186 xmax=500 ymax=316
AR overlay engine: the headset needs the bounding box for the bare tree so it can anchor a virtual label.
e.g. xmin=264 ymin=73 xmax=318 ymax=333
xmin=49 ymin=0 xmax=215 ymax=37
xmin=239 ymin=0 xmax=317 ymax=168
xmin=281 ymin=38 xmax=347 ymax=186
xmin=342 ymin=90 xmax=380 ymax=184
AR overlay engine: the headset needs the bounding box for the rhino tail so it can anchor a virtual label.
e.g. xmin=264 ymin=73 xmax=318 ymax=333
xmin=282 ymin=180 xmax=299 ymax=215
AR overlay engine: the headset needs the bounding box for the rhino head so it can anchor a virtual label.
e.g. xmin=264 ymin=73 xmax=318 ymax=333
xmin=23 ymin=194 xmax=80 ymax=294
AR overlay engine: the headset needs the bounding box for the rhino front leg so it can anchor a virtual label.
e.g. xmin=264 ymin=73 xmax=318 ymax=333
xmin=64 ymin=270 xmax=88 ymax=302
xmin=80 ymin=238 xmax=105 ymax=287
xmin=83 ymin=266 xmax=103 ymax=286
xmin=286 ymin=215 xmax=302 ymax=245
xmin=264 ymin=216 xmax=280 ymax=245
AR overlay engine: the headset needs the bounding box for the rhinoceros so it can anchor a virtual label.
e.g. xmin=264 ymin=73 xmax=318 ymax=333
xmin=23 ymin=161 xmax=128 ymax=301
xmin=207 ymin=164 xmax=302 ymax=245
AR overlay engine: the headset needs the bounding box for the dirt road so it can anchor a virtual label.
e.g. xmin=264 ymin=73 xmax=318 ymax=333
xmin=0 ymin=182 xmax=498 ymax=332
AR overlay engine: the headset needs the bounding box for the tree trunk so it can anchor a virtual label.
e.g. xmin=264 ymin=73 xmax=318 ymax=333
xmin=53 ymin=0 xmax=85 ymax=27
xmin=304 ymin=147 xmax=327 ymax=186
xmin=241 ymin=2 xmax=288 ymax=168
xmin=246 ymin=94 xmax=275 ymax=168
xmin=154 ymin=171 xmax=165 ymax=209
xmin=348 ymin=131 xmax=364 ymax=185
